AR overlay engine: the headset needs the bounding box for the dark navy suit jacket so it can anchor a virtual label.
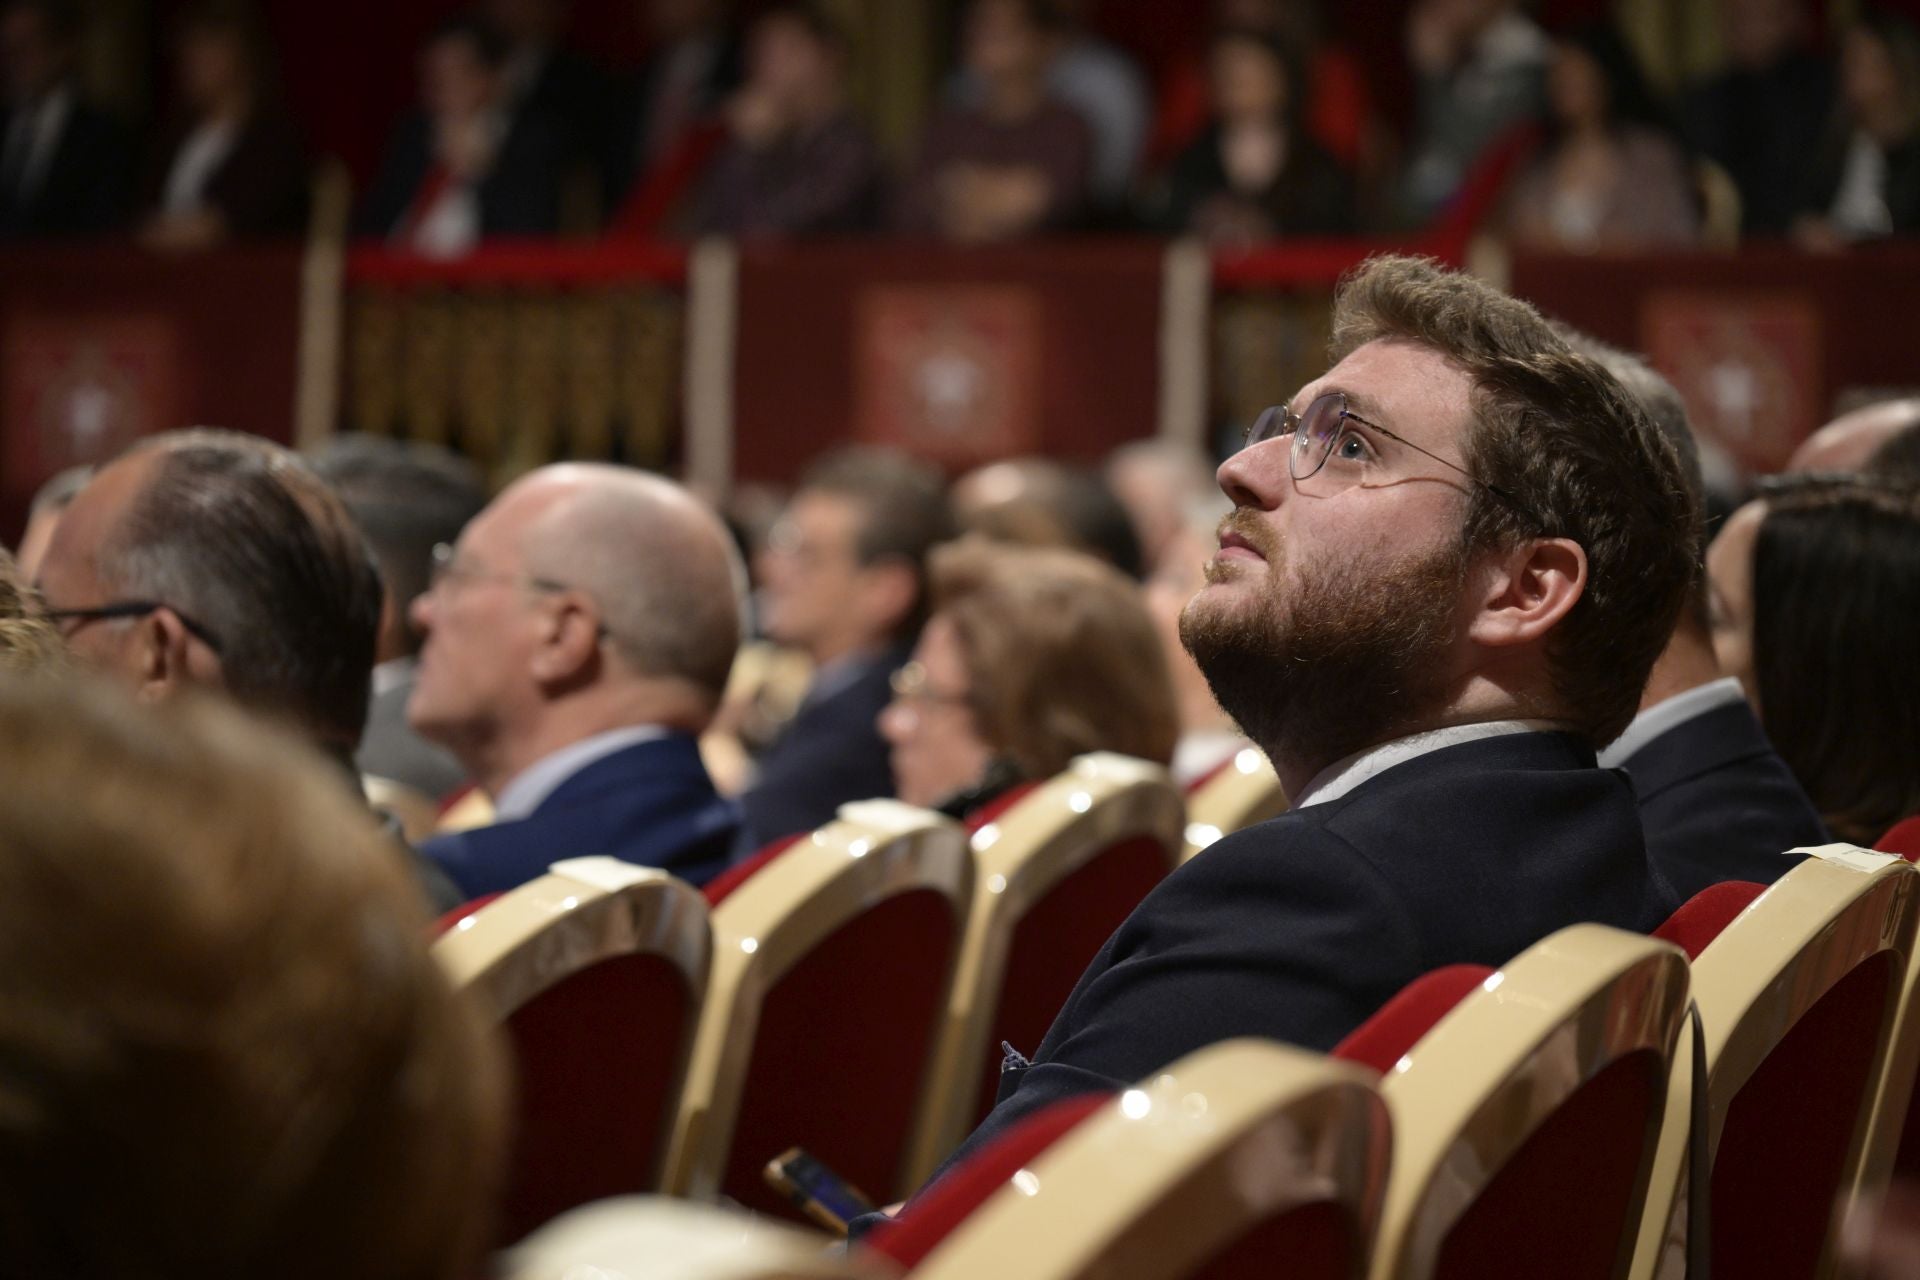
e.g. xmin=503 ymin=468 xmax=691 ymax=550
xmin=739 ymin=649 xmax=903 ymax=843
xmin=1620 ymin=700 xmax=1826 ymax=902
xmin=419 ymin=734 xmax=740 ymax=901
xmin=927 ymin=731 xmax=1678 ymax=1180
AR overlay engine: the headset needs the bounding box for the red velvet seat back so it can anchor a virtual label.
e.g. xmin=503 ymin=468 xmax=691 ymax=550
xmin=496 ymin=952 xmax=695 ymax=1243
xmin=971 ymin=834 xmax=1172 ymax=1124
xmin=862 ymin=1092 xmax=1111 ymax=1270
xmin=1653 ymin=881 xmax=1769 ymax=961
xmin=1188 ymin=1199 xmax=1360 ymax=1280
xmin=1432 ymin=1049 xmax=1663 ymax=1280
xmin=1711 ymin=951 xmax=1896 ymax=1279
xmin=1878 ymin=816 xmax=1920 ymax=860
xmin=720 ymin=888 xmax=962 ymax=1222
xmin=1330 ymin=965 xmax=1491 ymax=1075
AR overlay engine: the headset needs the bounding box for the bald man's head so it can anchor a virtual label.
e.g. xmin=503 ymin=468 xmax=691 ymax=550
xmin=1788 ymin=399 xmax=1920 ymax=474
xmin=517 ymin=464 xmax=743 ymax=701
xmin=406 ymin=465 xmax=742 ymax=787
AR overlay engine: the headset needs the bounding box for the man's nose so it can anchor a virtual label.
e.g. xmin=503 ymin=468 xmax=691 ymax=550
xmin=1216 ymin=437 xmax=1290 ymax=511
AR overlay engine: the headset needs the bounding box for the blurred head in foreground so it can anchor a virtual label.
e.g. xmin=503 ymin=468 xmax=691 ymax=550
xmin=1708 ymin=475 xmax=1920 ymax=843
xmin=880 ymin=537 xmax=1177 ymax=812
xmin=0 ymin=676 xmax=506 ymax=1278
xmin=0 ymin=546 xmax=63 ymax=676
xmin=33 ymin=429 xmax=383 ymax=766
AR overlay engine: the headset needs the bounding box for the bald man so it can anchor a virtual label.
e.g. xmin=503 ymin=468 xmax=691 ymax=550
xmin=410 ymin=463 xmax=745 ymax=899
xmin=1787 ymin=398 xmax=1920 ymax=474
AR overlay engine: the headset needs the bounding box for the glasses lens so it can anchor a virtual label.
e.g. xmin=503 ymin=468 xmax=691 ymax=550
xmin=1289 ymin=393 xmax=1346 ymax=482
xmin=1246 ymin=404 xmax=1290 ymax=447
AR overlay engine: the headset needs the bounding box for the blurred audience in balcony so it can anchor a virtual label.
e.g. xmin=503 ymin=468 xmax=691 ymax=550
xmin=1787 ymin=396 xmax=1920 ymax=473
xmin=606 ymin=0 xmax=741 ymax=222
xmin=1142 ymin=26 xmax=1353 ymax=245
xmin=896 ymin=0 xmax=1093 ymax=243
xmin=138 ymin=3 xmax=307 ymax=252
xmin=1148 ymin=0 xmax=1377 ymax=202
xmin=1681 ymin=0 xmax=1834 ymax=238
xmin=879 ymin=537 xmax=1176 ymax=818
xmin=1794 ymin=11 xmax=1920 ymax=249
xmin=694 ymin=3 xmax=880 ymax=239
xmin=953 ymin=456 xmax=1145 ymax=579
xmin=483 ymin=0 xmax=611 ymax=172
xmin=13 ymin=462 xmax=89 ymax=580
xmin=0 ymin=0 xmax=132 ymax=238
xmin=742 ymin=448 xmax=952 ymax=842
xmin=311 ymin=434 xmax=488 ymax=805
xmin=1708 ymin=474 xmax=1920 ymax=844
xmin=1397 ymin=0 xmax=1547 ymax=226
xmin=1503 ymin=24 xmax=1699 ymax=253
xmin=947 ymin=0 xmax=1147 ymax=211
xmin=410 ymin=464 xmax=745 ymax=899
xmin=359 ymin=16 xmax=561 ymax=257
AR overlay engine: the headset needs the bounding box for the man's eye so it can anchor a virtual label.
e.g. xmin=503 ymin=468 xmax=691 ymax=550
xmin=1334 ymin=431 xmax=1371 ymax=462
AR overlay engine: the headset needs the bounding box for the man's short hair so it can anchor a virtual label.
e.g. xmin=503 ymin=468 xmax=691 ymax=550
xmin=1555 ymin=326 xmax=1711 ymax=632
xmin=103 ymin=430 xmax=384 ymax=750
xmin=0 ymin=676 xmax=505 ymax=1278
xmin=1330 ymin=256 xmax=1699 ymax=746
xmin=310 ymin=434 xmax=489 ymax=651
xmin=798 ymin=447 xmax=955 ymax=642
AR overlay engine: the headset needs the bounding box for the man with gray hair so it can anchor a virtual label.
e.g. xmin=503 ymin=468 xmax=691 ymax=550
xmin=34 ymin=429 xmax=384 ymax=768
xmin=1571 ymin=331 xmax=1826 ymax=898
xmin=409 ymin=463 xmax=744 ymax=900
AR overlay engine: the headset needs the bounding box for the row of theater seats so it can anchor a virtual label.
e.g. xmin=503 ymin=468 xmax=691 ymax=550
xmin=431 ymin=749 xmax=1288 ymax=1247
xmin=493 ymin=837 xmax=1920 ymax=1280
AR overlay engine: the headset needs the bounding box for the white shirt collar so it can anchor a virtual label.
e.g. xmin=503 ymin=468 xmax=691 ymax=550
xmin=1596 ymin=677 xmax=1747 ymax=769
xmin=370 ymin=655 xmax=414 ymax=699
xmin=1292 ymin=719 xmax=1562 ymax=809
xmin=493 ymin=724 xmax=671 ymax=821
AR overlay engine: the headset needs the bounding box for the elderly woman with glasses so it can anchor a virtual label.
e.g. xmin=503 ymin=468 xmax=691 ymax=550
xmin=879 ymin=536 xmax=1179 ymax=818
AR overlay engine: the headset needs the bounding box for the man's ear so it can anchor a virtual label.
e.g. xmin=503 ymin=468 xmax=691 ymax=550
xmin=856 ymin=558 xmax=919 ymax=640
xmin=134 ymin=607 xmax=215 ymax=704
xmin=1466 ymin=537 xmax=1587 ymax=650
xmin=528 ymin=594 xmax=604 ymax=687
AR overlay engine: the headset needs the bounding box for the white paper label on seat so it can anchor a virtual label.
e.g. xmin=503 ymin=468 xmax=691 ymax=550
xmin=548 ymin=856 xmax=663 ymax=891
xmin=837 ymin=798 xmax=936 ymax=834
xmin=1792 ymin=844 xmax=1905 ymax=874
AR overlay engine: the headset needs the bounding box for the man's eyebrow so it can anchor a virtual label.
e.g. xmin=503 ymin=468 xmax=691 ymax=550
xmin=1294 ymin=385 xmax=1392 ymax=427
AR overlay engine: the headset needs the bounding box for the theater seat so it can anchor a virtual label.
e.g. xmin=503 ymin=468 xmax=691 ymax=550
xmin=663 ymin=801 xmax=973 ymax=1223
xmin=1370 ymin=924 xmax=1690 ymax=1280
xmin=1331 ymin=965 xmax=1492 ymax=1076
xmin=1879 ymin=816 xmax=1920 ymax=860
xmin=501 ymin=1197 xmax=877 ymax=1280
xmin=433 ymin=858 xmax=713 ymax=1245
xmin=901 ymin=1039 xmax=1390 ymax=1280
xmin=1180 ymin=745 xmax=1285 ymax=862
xmin=903 ymin=753 xmax=1184 ymax=1185
xmin=1630 ymin=848 xmax=1920 ymax=1280
xmin=1651 ymin=880 xmax=1768 ymax=961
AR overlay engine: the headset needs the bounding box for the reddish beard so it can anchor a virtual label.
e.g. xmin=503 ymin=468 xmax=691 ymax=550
xmin=1179 ymin=533 xmax=1468 ymax=775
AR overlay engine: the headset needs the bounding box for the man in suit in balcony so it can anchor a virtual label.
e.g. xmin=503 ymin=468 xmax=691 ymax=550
xmin=409 ymin=463 xmax=744 ymax=901
xmin=1575 ymin=334 xmax=1826 ymax=900
xmin=740 ymin=448 xmax=953 ymax=843
xmin=0 ymin=0 xmax=132 ymax=237
xmin=904 ymin=255 xmax=1697 ymax=1194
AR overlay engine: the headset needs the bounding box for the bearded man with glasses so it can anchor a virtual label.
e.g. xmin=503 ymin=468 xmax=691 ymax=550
xmin=901 ymin=255 xmax=1697 ymax=1196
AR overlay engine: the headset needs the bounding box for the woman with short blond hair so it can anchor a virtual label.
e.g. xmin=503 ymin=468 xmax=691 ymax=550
xmin=881 ymin=537 xmax=1179 ymax=814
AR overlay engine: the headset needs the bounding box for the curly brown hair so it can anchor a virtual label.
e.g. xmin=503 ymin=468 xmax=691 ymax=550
xmin=1330 ymin=256 xmax=1699 ymax=746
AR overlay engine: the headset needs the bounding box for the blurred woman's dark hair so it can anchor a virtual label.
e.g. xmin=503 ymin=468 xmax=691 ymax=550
xmin=1750 ymin=475 xmax=1920 ymax=843
xmin=1545 ymin=22 xmax=1685 ymax=147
